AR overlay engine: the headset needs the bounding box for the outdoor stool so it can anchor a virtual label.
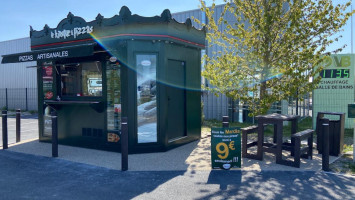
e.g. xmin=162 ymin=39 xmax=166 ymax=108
xmin=241 ymin=125 xmax=259 ymax=159
xmin=291 ymin=129 xmax=313 ymax=168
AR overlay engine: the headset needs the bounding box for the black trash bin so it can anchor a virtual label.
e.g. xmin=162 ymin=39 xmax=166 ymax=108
xmin=316 ymin=112 xmax=345 ymax=156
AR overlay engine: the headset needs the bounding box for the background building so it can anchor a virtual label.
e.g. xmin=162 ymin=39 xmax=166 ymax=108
xmin=0 ymin=37 xmax=37 ymax=111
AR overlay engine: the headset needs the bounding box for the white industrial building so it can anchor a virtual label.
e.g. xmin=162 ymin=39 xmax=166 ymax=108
xmin=0 ymin=37 xmax=37 ymax=110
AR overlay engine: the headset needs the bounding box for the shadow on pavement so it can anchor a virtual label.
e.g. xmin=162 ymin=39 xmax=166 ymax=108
xmin=0 ymin=150 xmax=186 ymax=200
xmin=199 ymin=170 xmax=355 ymax=199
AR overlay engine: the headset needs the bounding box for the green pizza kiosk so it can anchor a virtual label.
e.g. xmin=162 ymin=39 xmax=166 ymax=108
xmin=1 ymin=6 xmax=205 ymax=153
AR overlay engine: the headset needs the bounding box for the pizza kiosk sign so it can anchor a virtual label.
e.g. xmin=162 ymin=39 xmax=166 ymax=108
xmin=51 ymin=26 xmax=94 ymax=39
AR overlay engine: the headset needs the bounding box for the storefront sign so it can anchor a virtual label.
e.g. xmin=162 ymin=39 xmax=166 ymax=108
xmin=313 ymin=54 xmax=355 ymax=128
xmin=315 ymin=55 xmax=353 ymax=90
xmin=1 ymin=45 xmax=94 ymax=64
xmin=51 ymin=26 xmax=94 ymax=39
xmin=211 ymin=127 xmax=241 ymax=169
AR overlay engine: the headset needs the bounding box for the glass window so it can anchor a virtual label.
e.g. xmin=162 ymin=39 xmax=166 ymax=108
xmin=60 ymin=61 xmax=102 ymax=97
xmin=136 ymin=54 xmax=157 ymax=143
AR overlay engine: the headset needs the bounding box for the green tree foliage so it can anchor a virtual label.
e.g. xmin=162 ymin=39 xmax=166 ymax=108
xmin=197 ymin=0 xmax=354 ymax=115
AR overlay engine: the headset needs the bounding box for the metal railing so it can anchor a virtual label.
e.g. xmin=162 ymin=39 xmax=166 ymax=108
xmin=0 ymin=88 xmax=38 ymax=111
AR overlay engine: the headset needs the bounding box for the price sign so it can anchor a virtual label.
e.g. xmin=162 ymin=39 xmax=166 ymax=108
xmin=211 ymin=127 xmax=241 ymax=169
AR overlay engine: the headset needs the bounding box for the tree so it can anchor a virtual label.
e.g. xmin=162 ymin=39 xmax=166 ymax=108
xmin=197 ymin=0 xmax=354 ymax=115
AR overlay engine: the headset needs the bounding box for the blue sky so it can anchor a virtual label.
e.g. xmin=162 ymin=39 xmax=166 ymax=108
xmin=0 ymin=0 xmax=353 ymax=53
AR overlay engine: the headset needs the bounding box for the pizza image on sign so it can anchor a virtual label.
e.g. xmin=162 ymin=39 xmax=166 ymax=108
xmin=45 ymin=91 xmax=53 ymax=99
xmin=107 ymin=133 xmax=120 ymax=142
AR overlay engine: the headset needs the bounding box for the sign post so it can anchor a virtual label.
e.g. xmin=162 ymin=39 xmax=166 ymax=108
xmin=211 ymin=127 xmax=241 ymax=169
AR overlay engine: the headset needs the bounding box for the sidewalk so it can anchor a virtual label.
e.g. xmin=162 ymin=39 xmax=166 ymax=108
xmin=1 ymin=150 xmax=354 ymax=200
xmin=6 ymin=131 xmax=338 ymax=172
xmin=1 ymin=128 xmax=353 ymax=200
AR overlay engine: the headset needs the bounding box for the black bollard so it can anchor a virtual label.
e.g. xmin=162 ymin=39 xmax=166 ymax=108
xmin=222 ymin=116 xmax=229 ymax=128
xmin=51 ymin=111 xmax=58 ymax=157
xmin=322 ymin=118 xmax=330 ymax=171
xmin=16 ymin=109 xmax=21 ymax=143
xmin=2 ymin=110 xmax=8 ymax=149
xmin=121 ymin=117 xmax=128 ymax=171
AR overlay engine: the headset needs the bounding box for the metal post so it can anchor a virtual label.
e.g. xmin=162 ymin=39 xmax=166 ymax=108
xmin=25 ymin=88 xmax=28 ymax=111
xmin=121 ymin=117 xmax=128 ymax=171
xmin=5 ymin=88 xmax=8 ymax=110
xmin=322 ymin=118 xmax=330 ymax=171
xmin=231 ymin=100 xmax=235 ymax=122
xmin=353 ymin=119 xmax=355 ymax=163
xmin=296 ymin=91 xmax=298 ymax=115
xmin=51 ymin=111 xmax=58 ymax=157
xmin=16 ymin=109 xmax=21 ymax=143
xmin=222 ymin=116 xmax=229 ymax=128
xmin=2 ymin=110 xmax=8 ymax=149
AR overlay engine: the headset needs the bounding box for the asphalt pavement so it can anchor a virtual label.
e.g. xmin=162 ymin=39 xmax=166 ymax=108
xmin=0 ymin=150 xmax=354 ymax=200
xmin=1 ymin=114 xmax=355 ymax=199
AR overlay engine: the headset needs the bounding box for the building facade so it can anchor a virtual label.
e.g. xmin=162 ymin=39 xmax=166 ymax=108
xmin=0 ymin=38 xmax=37 ymax=110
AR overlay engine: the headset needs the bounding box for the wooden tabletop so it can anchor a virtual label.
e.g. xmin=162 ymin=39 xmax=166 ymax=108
xmin=255 ymin=113 xmax=299 ymax=121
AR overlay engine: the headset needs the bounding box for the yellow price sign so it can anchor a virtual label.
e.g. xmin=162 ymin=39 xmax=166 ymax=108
xmin=211 ymin=127 xmax=241 ymax=169
xmin=216 ymin=141 xmax=235 ymax=159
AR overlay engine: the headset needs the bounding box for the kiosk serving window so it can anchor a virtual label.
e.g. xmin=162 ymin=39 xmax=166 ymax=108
xmin=136 ymin=54 xmax=157 ymax=143
xmin=60 ymin=61 xmax=102 ymax=97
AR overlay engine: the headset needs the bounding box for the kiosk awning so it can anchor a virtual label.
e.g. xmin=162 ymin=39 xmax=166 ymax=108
xmin=1 ymin=43 xmax=96 ymax=64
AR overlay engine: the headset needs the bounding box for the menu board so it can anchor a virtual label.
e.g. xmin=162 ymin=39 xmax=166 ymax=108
xmin=106 ymin=62 xmax=121 ymax=138
xmin=42 ymin=66 xmax=54 ymax=136
xmin=42 ymin=66 xmax=54 ymax=99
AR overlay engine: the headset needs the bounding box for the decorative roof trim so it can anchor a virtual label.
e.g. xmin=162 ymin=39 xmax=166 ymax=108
xmin=30 ymin=6 xmax=203 ymax=35
xmin=31 ymin=33 xmax=205 ymax=49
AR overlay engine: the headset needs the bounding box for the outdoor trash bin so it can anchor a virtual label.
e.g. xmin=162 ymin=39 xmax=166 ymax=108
xmin=316 ymin=112 xmax=345 ymax=156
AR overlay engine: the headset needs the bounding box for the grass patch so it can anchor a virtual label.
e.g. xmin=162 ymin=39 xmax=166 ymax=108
xmin=343 ymin=144 xmax=353 ymax=153
xmin=29 ymin=110 xmax=37 ymax=114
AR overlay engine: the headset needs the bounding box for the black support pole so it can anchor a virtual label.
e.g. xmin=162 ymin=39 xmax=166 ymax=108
xmin=5 ymin=88 xmax=8 ymax=109
xmin=2 ymin=110 xmax=8 ymax=149
xmin=25 ymin=88 xmax=28 ymax=111
xmin=16 ymin=109 xmax=21 ymax=143
xmin=222 ymin=116 xmax=229 ymax=128
xmin=121 ymin=117 xmax=128 ymax=171
xmin=322 ymin=118 xmax=330 ymax=171
xmin=51 ymin=111 xmax=58 ymax=157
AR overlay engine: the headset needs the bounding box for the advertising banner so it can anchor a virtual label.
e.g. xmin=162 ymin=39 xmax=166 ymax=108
xmin=211 ymin=127 xmax=241 ymax=169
